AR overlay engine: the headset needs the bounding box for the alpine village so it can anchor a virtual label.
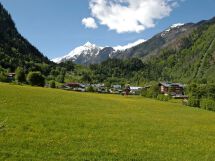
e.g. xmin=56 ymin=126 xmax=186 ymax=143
xmin=0 ymin=1 xmax=215 ymax=161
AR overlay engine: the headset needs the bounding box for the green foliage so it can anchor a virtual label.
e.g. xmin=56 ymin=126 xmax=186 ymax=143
xmin=27 ymin=71 xmax=45 ymax=87
xmin=59 ymin=61 xmax=75 ymax=71
xmin=81 ymin=72 xmax=92 ymax=83
xmin=0 ymin=3 xmax=58 ymax=79
xmin=15 ymin=67 xmax=25 ymax=83
xmin=56 ymin=74 xmax=65 ymax=83
xmin=141 ymin=84 xmax=160 ymax=99
xmin=86 ymin=86 xmax=95 ymax=92
xmin=49 ymin=80 xmax=56 ymax=88
xmin=184 ymin=83 xmax=215 ymax=112
xmin=200 ymin=99 xmax=215 ymax=111
xmin=188 ymin=96 xmax=200 ymax=108
xmin=90 ymin=58 xmax=144 ymax=84
xmin=0 ymin=72 xmax=7 ymax=82
xmin=157 ymin=94 xmax=171 ymax=101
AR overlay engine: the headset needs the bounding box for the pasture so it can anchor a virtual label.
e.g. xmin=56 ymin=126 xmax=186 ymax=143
xmin=0 ymin=83 xmax=215 ymax=161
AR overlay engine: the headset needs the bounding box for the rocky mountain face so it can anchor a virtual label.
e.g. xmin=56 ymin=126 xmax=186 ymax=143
xmin=112 ymin=23 xmax=196 ymax=60
xmin=52 ymin=40 xmax=145 ymax=65
xmin=52 ymin=42 xmax=115 ymax=65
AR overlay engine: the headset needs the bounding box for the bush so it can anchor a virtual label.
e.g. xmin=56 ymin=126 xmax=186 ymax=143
xmin=27 ymin=72 xmax=45 ymax=87
xmin=200 ymin=99 xmax=215 ymax=111
xmin=0 ymin=72 xmax=8 ymax=82
xmin=15 ymin=67 xmax=25 ymax=83
xmin=141 ymin=84 xmax=159 ymax=99
xmin=157 ymin=94 xmax=171 ymax=101
xmin=49 ymin=80 xmax=56 ymax=88
xmin=188 ymin=96 xmax=200 ymax=107
xmin=86 ymin=86 xmax=95 ymax=92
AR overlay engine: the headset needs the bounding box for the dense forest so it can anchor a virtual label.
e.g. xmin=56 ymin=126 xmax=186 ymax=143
xmin=0 ymin=3 xmax=76 ymax=85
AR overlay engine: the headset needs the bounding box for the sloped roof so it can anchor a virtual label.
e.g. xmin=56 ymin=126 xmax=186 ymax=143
xmin=159 ymin=82 xmax=185 ymax=88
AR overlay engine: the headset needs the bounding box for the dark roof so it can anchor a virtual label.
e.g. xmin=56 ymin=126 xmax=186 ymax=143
xmin=64 ymin=82 xmax=81 ymax=87
xmin=159 ymin=82 xmax=185 ymax=88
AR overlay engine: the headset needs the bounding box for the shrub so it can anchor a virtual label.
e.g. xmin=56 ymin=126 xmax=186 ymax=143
xmin=188 ymin=96 xmax=200 ymax=108
xmin=0 ymin=72 xmax=8 ymax=82
xmin=157 ymin=94 xmax=171 ymax=101
xmin=49 ymin=80 xmax=56 ymax=88
xmin=15 ymin=67 xmax=25 ymax=83
xmin=141 ymin=84 xmax=159 ymax=99
xmin=27 ymin=72 xmax=45 ymax=87
xmin=200 ymin=99 xmax=215 ymax=111
xmin=86 ymin=86 xmax=95 ymax=92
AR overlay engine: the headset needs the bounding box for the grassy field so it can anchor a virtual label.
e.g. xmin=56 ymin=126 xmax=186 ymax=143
xmin=0 ymin=83 xmax=215 ymax=161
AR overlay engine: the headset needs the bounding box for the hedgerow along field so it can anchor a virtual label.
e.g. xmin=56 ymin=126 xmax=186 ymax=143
xmin=0 ymin=83 xmax=215 ymax=161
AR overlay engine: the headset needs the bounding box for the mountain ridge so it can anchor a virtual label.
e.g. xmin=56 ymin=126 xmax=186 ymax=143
xmin=53 ymin=22 xmax=197 ymax=65
xmin=52 ymin=39 xmax=146 ymax=65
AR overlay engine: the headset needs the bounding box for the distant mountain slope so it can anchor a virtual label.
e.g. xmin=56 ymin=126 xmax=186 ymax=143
xmin=89 ymin=17 xmax=215 ymax=84
xmin=137 ymin=17 xmax=215 ymax=83
xmin=52 ymin=40 xmax=145 ymax=65
xmin=112 ymin=23 xmax=196 ymax=60
xmin=0 ymin=3 xmax=53 ymax=71
xmin=53 ymin=21 xmax=199 ymax=66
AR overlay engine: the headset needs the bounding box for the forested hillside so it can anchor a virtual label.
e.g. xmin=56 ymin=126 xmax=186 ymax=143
xmin=89 ymin=17 xmax=215 ymax=84
xmin=0 ymin=3 xmax=53 ymax=72
xmin=0 ymin=3 xmax=76 ymax=84
xmin=142 ymin=18 xmax=215 ymax=83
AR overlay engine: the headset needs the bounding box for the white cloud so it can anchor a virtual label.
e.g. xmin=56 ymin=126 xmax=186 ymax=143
xmin=82 ymin=17 xmax=98 ymax=29
xmin=114 ymin=39 xmax=146 ymax=51
xmin=87 ymin=0 xmax=181 ymax=33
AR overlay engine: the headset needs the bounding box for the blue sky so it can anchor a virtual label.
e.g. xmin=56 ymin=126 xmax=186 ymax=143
xmin=0 ymin=0 xmax=215 ymax=59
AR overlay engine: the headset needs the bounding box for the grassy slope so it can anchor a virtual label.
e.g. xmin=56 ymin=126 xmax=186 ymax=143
xmin=0 ymin=83 xmax=215 ymax=161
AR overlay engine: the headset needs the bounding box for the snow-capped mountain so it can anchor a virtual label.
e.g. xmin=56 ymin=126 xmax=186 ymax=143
xmin=52 ymin=42 xmax=103 ymax=64
xmin=161 ymin=23 xmax=185 ymax=37
xmin=52 ymin=22 xmax=193 ymax=65
xmin=52 ymin=39 xmax=145 ymax=65
xmin=165 ymin=23 xmax=185 ymax=32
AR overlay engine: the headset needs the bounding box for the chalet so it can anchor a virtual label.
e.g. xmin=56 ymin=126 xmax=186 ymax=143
xmin=7 ymin=73 xmax=16 ymax=81
xmin=92 ymin=84 xmax=109 ymax=93
xmin=112 ymin=85 xmax=122 ymax=89
xmin=63 ymin=82 xmax=85 ymax=92
xmin=110 ymin=85 xmax=122 ymax=94
xmin=130 ymin=86 xmax=143 ymax=95
xmin=159 ymin=82 xmax=188 ymax=99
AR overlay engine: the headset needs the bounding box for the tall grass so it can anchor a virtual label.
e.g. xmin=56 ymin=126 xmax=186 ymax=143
xmin=0 ymin=83 xmax=215 ymax=160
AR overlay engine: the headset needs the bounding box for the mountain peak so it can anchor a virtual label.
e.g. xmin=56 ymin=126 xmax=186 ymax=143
xmin=84 ymin=41 xmax=93 ymax=46
xmin=165 ymin=23 xmax=185 ymax=32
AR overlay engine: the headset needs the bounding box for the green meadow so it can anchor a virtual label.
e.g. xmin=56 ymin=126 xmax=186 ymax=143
xmin=0 ymin=83 xmax=215 ymax=161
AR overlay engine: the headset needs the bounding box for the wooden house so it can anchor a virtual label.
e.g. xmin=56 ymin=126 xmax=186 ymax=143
xmin=7 ymin=73 xmax=16 ymax=81
xmin=159 ymin=82 xmax=187 ymax=98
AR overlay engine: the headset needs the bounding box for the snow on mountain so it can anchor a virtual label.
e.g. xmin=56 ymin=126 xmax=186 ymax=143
xmin=165 ymin=23 xmax=185 ymax=32
xmin=52 ymin=39 xmax=146 ymax=64
xmin=114 ymin=39 xmax=146 ymax=51
xmin=52 ymin=42 xmax=103 ymax=63
xmin=161 ymin=23 xmax=184 ymax=37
